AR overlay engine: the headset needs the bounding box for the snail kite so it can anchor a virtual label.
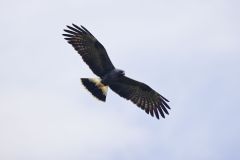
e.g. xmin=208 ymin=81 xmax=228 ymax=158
xmin=63 ymin=24 xmax=170 ymax=119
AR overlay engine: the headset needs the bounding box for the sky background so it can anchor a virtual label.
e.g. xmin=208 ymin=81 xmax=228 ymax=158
xmin=1 ymin=0 xmax=240 ymax=159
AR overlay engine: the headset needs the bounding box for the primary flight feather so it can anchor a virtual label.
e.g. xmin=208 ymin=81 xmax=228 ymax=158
xmin=63 ymin=24 xmax=170 ymax=119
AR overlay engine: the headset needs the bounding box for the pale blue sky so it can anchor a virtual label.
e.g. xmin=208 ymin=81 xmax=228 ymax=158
xmin=0 ymin=0 xmax=240 ymax=160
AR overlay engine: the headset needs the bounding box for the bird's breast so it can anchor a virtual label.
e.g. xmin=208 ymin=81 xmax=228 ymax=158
xmin=101 ymin=69 xmax=124 ymax=85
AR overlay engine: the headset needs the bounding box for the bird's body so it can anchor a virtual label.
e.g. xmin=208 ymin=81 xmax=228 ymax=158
xmin=63 ymin=24 xmax=170 ymax=119
xmin=101 ymin=69 xmax=125 ymax=85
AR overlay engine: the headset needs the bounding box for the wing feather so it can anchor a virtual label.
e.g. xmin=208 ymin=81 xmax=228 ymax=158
xmin=63 ymin=24 xmax=115 ymax=77
xmin=160 ymin=102 xmax=169 ymax=115
xmin=109 ymin=76 xmax=170 ymax=119
xmin=153 ymin=107 xmax=160 ymax=119
xmin=149 ymin=107 xmax=154 ymax=117
xmin=145 ymin=106 xmax=150 ymax=114
xmin=157 ymin=102 xmax=165 ymax=118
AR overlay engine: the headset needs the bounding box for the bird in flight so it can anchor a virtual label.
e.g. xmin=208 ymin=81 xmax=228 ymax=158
xmin=63 ymin=24 xmax=170 ymax=119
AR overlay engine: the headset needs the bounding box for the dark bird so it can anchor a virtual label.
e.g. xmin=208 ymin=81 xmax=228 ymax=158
xmin=63 ymin=24 xmax=170 ymax=119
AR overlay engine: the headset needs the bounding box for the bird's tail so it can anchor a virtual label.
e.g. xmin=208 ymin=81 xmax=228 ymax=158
xmin=80 ymin=78 xmax=108 ymax=102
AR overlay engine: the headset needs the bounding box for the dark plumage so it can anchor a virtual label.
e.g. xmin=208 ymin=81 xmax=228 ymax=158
xmin=63 ymin=24 xmax=170 ymax=119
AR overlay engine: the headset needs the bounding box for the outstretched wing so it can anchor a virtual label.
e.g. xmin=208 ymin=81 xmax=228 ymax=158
xmin=63 ymin=24 xmax=115 ymax=78
xmin=109 ymin=76 xmax=170 ymax=119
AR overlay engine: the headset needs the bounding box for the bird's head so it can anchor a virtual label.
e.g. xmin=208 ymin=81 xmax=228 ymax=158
xmin=115 ymin=69 xmax=125 ymax=76
xmin=119 ymin=70 xmax=125 ymax=76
